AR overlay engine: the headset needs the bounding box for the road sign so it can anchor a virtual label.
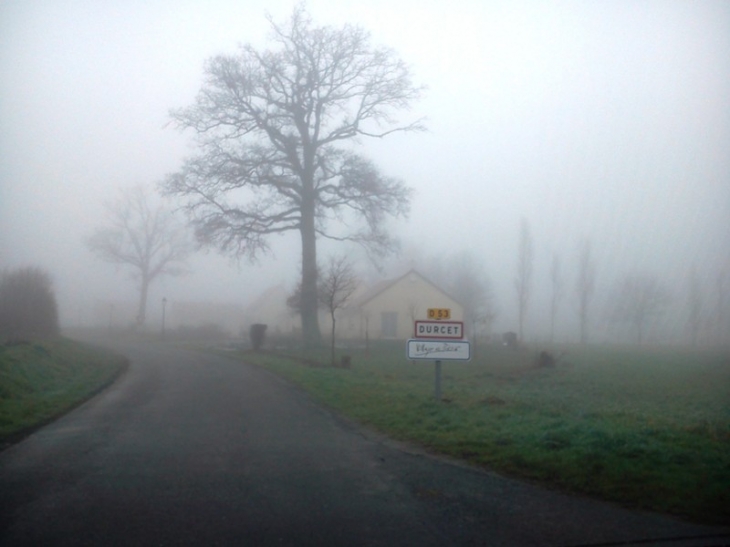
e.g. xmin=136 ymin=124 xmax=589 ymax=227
xmin=427 ymin=308 xmax=451 ymax=320
xmin=406 ymin=339 xmax=471 ymax=361
xmin=414 ymin=320 xmax=464 ymax=339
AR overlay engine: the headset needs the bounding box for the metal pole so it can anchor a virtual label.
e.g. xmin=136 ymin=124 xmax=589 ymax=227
xmin=434 ymin=360 xmax=442 ymax=400
xmin=161 ymin=297 xmax=167 ymax=340
xmin=365 ymin=317 xmax=369 ymax=356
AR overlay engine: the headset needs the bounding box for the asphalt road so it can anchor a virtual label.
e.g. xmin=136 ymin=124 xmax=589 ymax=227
xmin=1 ymin=340 xmax=728 ymax=546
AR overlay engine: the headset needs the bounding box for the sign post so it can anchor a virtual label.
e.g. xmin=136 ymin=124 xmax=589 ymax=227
xmin=407 ymin=309 xmax=470 ymax=400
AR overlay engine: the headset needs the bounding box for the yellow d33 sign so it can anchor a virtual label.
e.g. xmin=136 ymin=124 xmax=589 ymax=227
xmin=427 ymin=308 xmax=451 ymax=320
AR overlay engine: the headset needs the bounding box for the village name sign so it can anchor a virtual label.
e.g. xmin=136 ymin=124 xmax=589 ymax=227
xmin=407 ymin=309 xmax=470 ymax=362
xmin=407 ymin=308 xmax=470 ymax=399
xmin=414 ymin=320 xmax=463 ymax=339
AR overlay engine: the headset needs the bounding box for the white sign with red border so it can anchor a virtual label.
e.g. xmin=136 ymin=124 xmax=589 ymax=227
xmin=414 ymin=320 xmax=464 ymax=339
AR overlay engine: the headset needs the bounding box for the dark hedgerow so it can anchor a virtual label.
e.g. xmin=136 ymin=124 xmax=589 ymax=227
xmin=0 ymin=267 xmax=59 ymax=342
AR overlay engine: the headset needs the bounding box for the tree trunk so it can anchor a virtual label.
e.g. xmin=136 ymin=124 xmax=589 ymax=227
xmin=549 ymin=297 xmax=556 ymax=344
xmin=136 ymin=276 xmax=149 ymax=328
xmin=330 ymin=312 xmax=336 ymax=366
xmin=579 ymin=307 xmax=588 ymax=345
xmin=299 ymin=194 xmax=322 ymax=348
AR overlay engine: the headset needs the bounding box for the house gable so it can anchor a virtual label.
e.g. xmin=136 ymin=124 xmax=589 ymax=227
xmin=356 ymin=269 xmax=464 ymax=340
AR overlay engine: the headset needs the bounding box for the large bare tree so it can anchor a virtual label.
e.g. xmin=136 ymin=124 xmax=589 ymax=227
xmin=162 ymin=6 xmax=422 ymax=346
xmin=576 ymin=239 xmax=595 ymax=345
xmin=514 ymin=218 xmax=533 ymax=343
xmin=87 ymin=186 xmax=191 ymax=327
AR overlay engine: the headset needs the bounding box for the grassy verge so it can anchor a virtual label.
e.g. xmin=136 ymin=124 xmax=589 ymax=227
xmin=234 ymin=342 xmax=730 ymax=525
xmin=0 ymin=338 xmax=128 ymax=446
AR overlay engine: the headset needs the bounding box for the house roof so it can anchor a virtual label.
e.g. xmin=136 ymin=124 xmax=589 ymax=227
xmin=354 ymin=268 xmax=462 ymax=308
xmin=245 ymin=284 xmax=289 ymax=313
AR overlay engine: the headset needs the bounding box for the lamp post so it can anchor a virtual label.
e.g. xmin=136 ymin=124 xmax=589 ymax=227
xmin=108 ymin=303 xmax=114 ymax=334
xmin=161 ymin=297 xmax=167 ymax=340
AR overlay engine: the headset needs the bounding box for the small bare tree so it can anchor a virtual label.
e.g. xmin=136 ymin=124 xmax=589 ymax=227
xmin=515 ymin=218 xmax=533 ymax=343
xmin=576 ymin=239 xmax=595 ymax=345
xmin=549 ymin=253 xmax=563 ymax=344
xmin=318 ymin=255 xmax=358 ymax=366
xmin=420 ymin=251 xmax=497 ymax=344
xmin=449 ymin=252 xmax=496 ymax=342
xmin=687 ymin=267 xmax=703 ymax=347
xmin=716 ymin=269 xmax=728 ymax=346
xmin=610 ymin=274 xmax=671 ymax=346
xmin=87 ymin=186 xmax=191 ymax=328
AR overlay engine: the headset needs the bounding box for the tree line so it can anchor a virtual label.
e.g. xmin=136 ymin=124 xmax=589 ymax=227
xmin=508 ymin=218 xmax=726 ymax=347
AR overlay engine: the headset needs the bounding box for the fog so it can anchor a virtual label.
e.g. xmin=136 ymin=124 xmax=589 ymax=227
xmin=1 ymin=1 xmax=728 ymax=345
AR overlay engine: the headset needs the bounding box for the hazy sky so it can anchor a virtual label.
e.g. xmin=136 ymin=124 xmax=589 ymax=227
xmin=1 ymin=1 xmax=728 ymax=340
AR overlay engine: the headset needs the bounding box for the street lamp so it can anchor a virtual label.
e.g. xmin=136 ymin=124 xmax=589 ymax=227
xmin=161 ymin=297 xmax=167 ymax=340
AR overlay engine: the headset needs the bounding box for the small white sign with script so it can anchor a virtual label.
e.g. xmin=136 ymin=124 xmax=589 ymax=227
xmin=406 ymin=339 xmax=471 ymax=361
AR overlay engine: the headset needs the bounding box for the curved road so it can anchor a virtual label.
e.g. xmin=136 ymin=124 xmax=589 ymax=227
xmin=1 ymin=340 xmax=727 ymax=546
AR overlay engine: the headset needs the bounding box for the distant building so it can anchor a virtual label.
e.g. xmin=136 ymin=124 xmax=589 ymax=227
xmin=247 ymin=269 xmax=464 ymax=342
xmin=243 ymin=284 xmax=299 ymax=338
xmin=347 ymin=269 xmax=464 ymax=340
xmin=167 ymin=301 xmax=246 ymax=335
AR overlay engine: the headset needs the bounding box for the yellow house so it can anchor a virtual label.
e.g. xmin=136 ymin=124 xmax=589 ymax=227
xmin=246 ymin=269 xmax=464 ymax=343
xmin=342 ymin=269 xmax=464 ymax=340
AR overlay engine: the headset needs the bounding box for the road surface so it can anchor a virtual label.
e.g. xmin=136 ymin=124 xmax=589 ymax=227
xmin=1 ymin=340 xmax=728 ymax=546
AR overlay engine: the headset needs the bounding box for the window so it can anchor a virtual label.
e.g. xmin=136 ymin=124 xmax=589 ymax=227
xmin=381 ymin=312 xmax=398 ymax=338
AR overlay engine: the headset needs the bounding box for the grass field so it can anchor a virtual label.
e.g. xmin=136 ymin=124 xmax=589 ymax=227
xmin=0 ymin=338 xmax=128 ymax=446
xmin=234 ymin=341 xmax=730 ymax=525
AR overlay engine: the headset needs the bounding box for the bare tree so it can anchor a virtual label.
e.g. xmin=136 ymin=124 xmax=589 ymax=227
xmin=449 ymin=252 xmax=497 ymax=342
xmin=419 ymin=251 xmax=497 ymax=342
xmin=610 ymin=274 xmax=671 ymax=346
xmin=716 ymin=269 xmax=728 ymax=346
xmin=514 ymin=218 xmax=533 ymax=343
xmin=576 ymin=239 xmax=595 ymax=345
xmin=407 ymin=301 xmax=420 ymax=324
xmin=318 ymin=255 xmax=358 ymax=366
xmin=549 ymin=253 xmax=563 ymax=344
xmin=687 ymin=267 xmax=703 ymax=347
xmin=87 ymin=186 xmax=191 ymax=328
xmin=162 ymin=5 xmax=422 ymax=347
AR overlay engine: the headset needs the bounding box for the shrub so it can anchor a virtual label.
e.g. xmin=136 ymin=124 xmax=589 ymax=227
xmin=0 ymin=267 xmax=59 ymax=342
xmin=249 ymin=323 xmax=267 ymax=351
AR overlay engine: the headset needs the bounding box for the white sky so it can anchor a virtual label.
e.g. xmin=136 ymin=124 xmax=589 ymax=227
xmin=1 ymin=0 xmax=728 ymax=341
